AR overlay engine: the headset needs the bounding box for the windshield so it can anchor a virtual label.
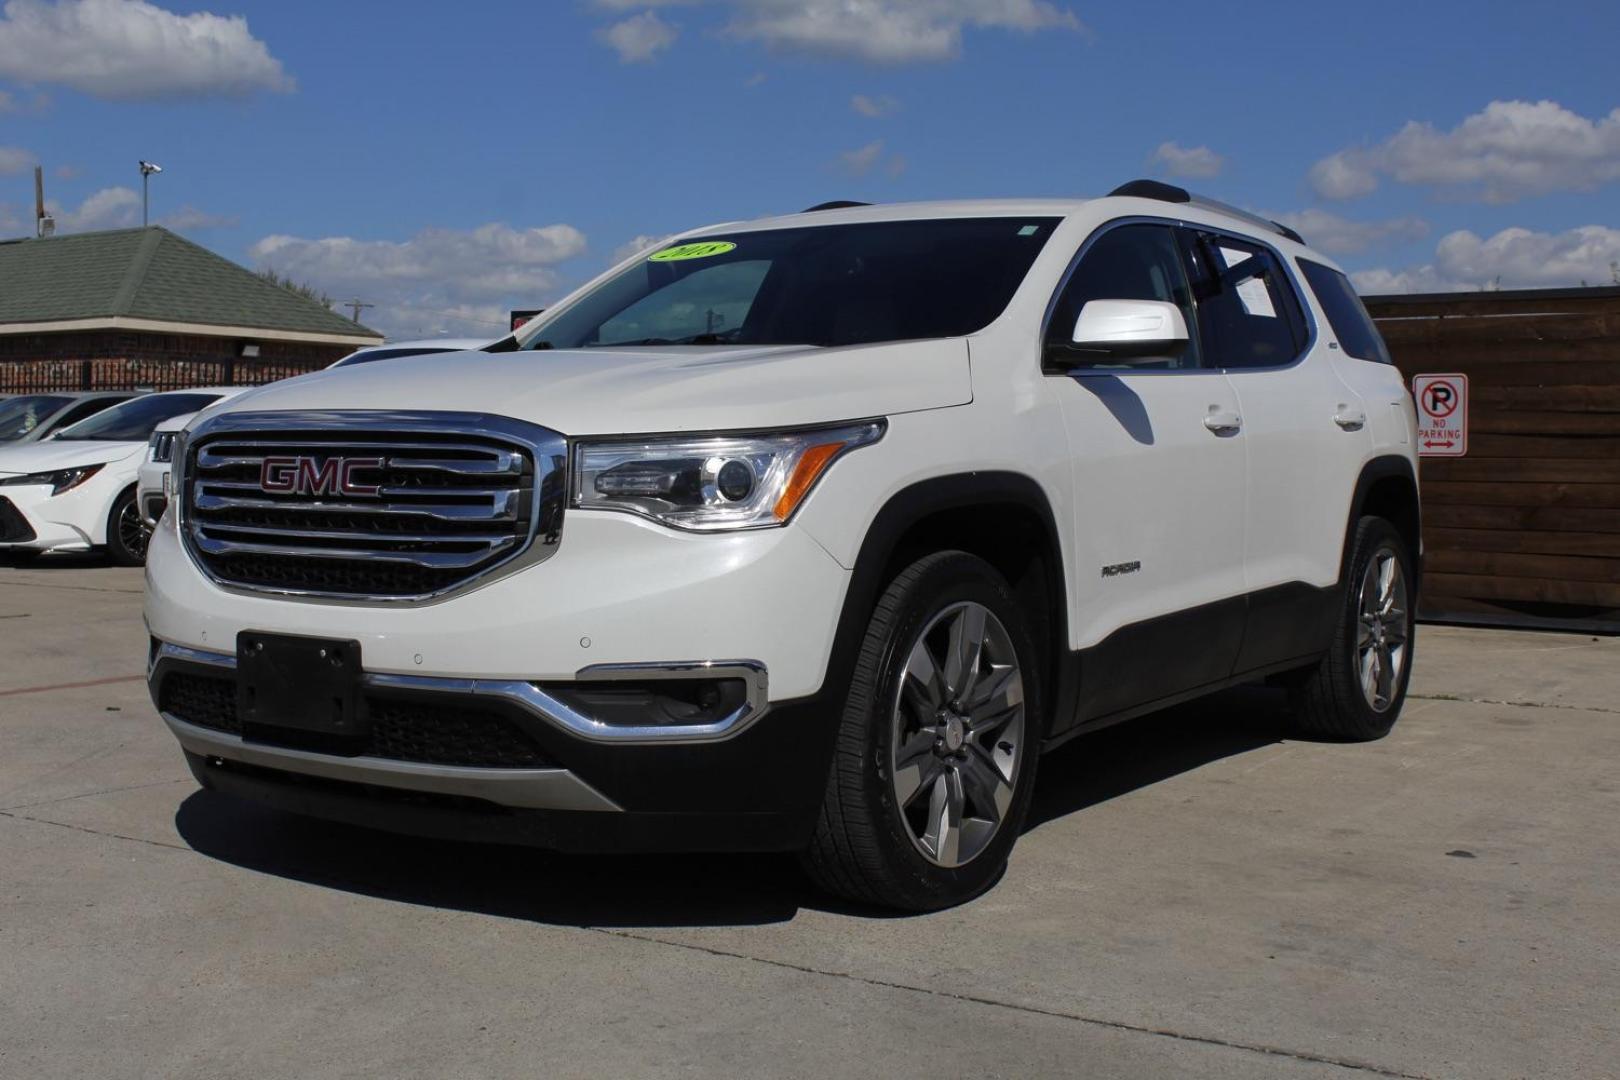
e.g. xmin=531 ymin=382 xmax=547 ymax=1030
xmin=526 ymin=217 xmax=1059 ymax=350
xmin=55 ymin=393 xmax=220 ymax=442
xmin=0 ymin=395 xmax=71 ymax=441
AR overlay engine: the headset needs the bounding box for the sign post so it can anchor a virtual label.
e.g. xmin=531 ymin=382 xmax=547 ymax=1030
xmin=1412 ymin=373 xmax=1468 ymax=457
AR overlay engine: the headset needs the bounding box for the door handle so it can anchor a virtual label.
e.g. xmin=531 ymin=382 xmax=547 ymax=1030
xmin=1333 ymin=406 xmax=1367 ymax=431
xmin=1203 ymin=408 xmax=1242 ymax=435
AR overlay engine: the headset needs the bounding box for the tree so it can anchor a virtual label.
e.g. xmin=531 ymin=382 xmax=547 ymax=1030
xmin=256 ymin=268 xmax=333 ymax=309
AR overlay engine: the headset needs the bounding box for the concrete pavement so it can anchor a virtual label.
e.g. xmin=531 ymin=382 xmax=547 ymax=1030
xmin=2 ymin=558 xmax=1616 ymax=1079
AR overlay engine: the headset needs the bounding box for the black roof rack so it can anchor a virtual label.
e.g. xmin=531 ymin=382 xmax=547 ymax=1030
xmin=802 ymin=200 xmax=871 ymax=212
xmin=1108 ymin=179 xmax=1190 ymax=203
xmin=1107 ymin=178 xmax=1306 ymax=247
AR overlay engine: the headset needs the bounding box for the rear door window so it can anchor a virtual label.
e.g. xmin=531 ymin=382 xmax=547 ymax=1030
xmin=1298 ymin=259 xmax=1393 ymax=365
xmin=1181 ymin=232 xmax=1308 ymax=369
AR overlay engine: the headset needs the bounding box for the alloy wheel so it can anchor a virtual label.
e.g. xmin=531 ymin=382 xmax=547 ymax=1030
xmin=889 ymin=601 xmax=1026 ymax=868
xmin=119 ymin=499 xmax=152 ymax=562
xmin=1356 ymin=546 xmax=1409 ymax=712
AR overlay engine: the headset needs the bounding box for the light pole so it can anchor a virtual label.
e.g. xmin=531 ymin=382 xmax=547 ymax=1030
xmin=138 ymin=161 xmax=162 ymax=226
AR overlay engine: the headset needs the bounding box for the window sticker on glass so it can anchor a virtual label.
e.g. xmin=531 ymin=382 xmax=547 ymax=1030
xmin=1018 ymin=224 xmax=1040 ymax=236
xmin=1235 ymin=276 xmax=1277 ymax=318
xmin=648 ymin=241 xmax=738 ymax=262
xmin=1217 ymin=246 xmax=1277 ymax=318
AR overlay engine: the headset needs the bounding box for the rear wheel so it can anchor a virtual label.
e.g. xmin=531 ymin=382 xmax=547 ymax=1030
xmin=1288 ymin=516 xmax=1415 ymax=740
xmin=802 ymin=551 xmax=1042 ymax=911
xmin=106 ymin=487 xmax=151 ymax=567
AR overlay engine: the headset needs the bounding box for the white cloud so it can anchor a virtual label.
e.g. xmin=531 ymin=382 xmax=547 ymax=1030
xmin=851 ymin=93 xmax=898 ymax=117
xmin=0 ymin=0 xmax=292 ymax=101
xmin=0 ymin=144 xmax=34 ymax=173
xmin=1150 ymin=141 xmax=1223 ymax=179
xmin=610 ymin=233 xmax=672 ymax=263
xmin=1309 ymin=99 xmax=1620 ymax=204
xmin=592 ymin=1 xmax=1080 ymax=63
xmin=597 ymin=10 xmax=678 ymax=63
xmin=1352 ymin=224 xmax=1620 ymax=294
xmin=1266 ymin=209 xmax=1429 ymax=256
xmin=835 ymin=138 xmax=906 ymax=177
xmin=160 ymin=205 xmax=238 ymax=231
xmin=249 ymin=222 xmax=589 ymax=338
xmin=49 ymin=185 xmax=140 ymax=230
xmin=38 ymin=185 xmax=233 ymax=233
xmin=839 ymin=139 xmax=884 ymax=175
xmin=724 ymin=0 xmax=1081 ymax=62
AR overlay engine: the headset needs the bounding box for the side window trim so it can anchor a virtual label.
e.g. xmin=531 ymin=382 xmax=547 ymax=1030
xmin=1040 ymin=215 xmax=1316 ymax=376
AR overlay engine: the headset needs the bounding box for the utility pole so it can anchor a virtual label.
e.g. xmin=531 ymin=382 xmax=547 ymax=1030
xmin=33 ymin=165 xmax=54 ymax=237
xmin=345 ymin=298 xmax=375 ymax=324
xmin=138 ymin=161 xmax=163 ymax=226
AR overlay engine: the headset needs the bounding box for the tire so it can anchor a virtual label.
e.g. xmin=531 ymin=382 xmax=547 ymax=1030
xmin=802 ymin=551 xmax=1043 ymax=911
xmin=1288 ymin=516 xmax=1416 ymax=741
xmin=105 ymin=487 xmax=151 ymax=567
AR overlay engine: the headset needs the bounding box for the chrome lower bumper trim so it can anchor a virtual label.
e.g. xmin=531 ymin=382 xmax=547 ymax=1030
xmin=163 ymin=713 xmax=623 ymax=812
xmin=151 ymin=643 xmax=770 ymax=745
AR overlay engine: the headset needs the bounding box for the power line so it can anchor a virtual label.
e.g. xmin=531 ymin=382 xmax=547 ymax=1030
xmin=344 ymin=297 xmax=375 ymax=323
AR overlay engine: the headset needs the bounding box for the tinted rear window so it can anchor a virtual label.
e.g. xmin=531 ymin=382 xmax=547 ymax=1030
xmin=1299 ymin=259 xmax=1392 ymax=364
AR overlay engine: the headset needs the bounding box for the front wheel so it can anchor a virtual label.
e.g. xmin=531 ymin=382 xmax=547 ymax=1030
xmin=105 ymin=487 xmax=151 ymax=567
xmin=802 ymin=551 xmax=1043 ymax=911
xmin=1288 ymin=516 xmax=1415 ymax=741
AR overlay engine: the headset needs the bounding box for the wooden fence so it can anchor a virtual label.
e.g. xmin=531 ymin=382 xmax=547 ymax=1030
xmin=1365 ymin=286 xmax=1620 ymax=632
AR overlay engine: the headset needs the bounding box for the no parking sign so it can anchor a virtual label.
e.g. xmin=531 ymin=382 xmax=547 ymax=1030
xmin=1413 ymin=373 xmax=1468 ymax=457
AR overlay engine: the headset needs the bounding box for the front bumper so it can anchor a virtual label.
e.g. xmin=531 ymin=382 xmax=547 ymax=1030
xmin=149 ymin=640 xmax=839 ymax=852
xmin=0 ymin=485 xmax=93 ymax=551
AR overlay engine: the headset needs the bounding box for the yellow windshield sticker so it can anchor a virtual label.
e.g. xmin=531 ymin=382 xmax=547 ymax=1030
xmin=648 ymin=241 xmax=737 ymax=262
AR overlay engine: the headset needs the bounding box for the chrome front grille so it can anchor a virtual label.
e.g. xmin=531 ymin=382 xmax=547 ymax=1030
xmin=180 ymin=411 xmax=565 ymax=601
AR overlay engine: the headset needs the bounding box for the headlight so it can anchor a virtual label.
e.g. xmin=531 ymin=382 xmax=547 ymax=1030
xmin=0 ymin=464 xmax=105 ymax=495
xmin=572 ymin=420 xmax=885 ymax=531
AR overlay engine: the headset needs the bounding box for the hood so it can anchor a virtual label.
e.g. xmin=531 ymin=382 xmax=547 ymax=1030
xmin=207 ymin=339 xmax=972 ymax=435
xmin=0 ymin=438 xmax=144 ymax=477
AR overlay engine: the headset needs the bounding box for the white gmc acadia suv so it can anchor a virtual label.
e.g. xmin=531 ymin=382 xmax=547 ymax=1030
xmin=145 ymin=181 xmax=1420 ymax=911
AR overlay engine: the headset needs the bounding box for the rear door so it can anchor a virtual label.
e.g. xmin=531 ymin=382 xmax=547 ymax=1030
xmin=1181 ymin=230 xmax=1371 ymax=671
xmin=1046 ymin=222 xmax=1248 ymax=724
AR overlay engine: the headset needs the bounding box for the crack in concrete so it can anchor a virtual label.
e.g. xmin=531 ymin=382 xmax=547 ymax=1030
xmin=0 ymin=778 xmax=190 ymax=813
xmin=593 ymin=928 xmax=1436 ymax=1079
xmin=0 ymin=807 xmax=192 ymax=852
xmin=1410 ymin=692 xmax=1620 ymax=716
xmin=0 ymin=810 xmax=1436 ymax=1079
xmin=0 ymin=674 xmax=144 ymax=698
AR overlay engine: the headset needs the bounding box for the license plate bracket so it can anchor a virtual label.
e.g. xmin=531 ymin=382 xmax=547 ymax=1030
xmin=237 ymin=631 xmax=365 ymax=742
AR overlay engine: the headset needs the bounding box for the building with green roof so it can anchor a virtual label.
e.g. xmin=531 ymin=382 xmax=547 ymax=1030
xmin=0 ymin=226 xmax=381 ymax=392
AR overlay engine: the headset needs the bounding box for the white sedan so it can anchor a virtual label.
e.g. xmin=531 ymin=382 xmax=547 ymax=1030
xmin=0 ymin=388 xmax=239 ymax=565
xmin=137 ymin=388 xmax=254 ymax=528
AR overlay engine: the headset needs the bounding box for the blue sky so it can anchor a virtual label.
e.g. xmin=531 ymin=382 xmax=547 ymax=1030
xmin=3 ymin=0 xmax=1618 ymax=338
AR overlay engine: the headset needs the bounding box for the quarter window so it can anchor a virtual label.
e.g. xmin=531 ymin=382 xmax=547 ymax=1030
xmin=1298 ymin=259 xmax=1393 ymax=364
xmin=1183 ymin=233 xmax=1307 ymax=369
xmin=1045 ymin=224 xmax=1201 ymax=370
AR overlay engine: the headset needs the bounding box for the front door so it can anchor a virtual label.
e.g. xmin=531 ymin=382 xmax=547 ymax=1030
xmin=1045 ymin=222 xmax=1248 ymax=724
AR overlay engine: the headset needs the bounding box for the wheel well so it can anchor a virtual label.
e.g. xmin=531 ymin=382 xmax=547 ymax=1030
xmin=882 ymin=503 xmax=1065 ymax=717
xmin=1360 ymin=474 xmax=1420 ymax=562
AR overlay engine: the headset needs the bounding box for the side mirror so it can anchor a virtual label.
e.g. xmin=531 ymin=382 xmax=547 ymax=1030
xmin=1047 ymin=299 xmax=1189 ymax=369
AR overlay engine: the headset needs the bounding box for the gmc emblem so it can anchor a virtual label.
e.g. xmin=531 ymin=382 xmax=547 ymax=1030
xmin=259 ymin=456 xmax=384 ymax=497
